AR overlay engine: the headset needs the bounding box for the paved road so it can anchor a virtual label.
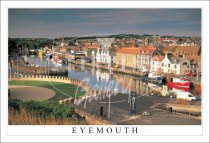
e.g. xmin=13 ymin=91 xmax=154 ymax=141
xmin=120 ymin=109 xmax=201 ymax=125
xmin=72 ymin=92 xmax=201 ymax=125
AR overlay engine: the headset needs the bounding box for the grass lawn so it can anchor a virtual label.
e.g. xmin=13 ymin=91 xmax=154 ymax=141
xmin=9 ymin=81 xmax=85 ymax=101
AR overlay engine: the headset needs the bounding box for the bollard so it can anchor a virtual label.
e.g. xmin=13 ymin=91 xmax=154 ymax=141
xmin=100 ymin=106 xmax=104 ymax=116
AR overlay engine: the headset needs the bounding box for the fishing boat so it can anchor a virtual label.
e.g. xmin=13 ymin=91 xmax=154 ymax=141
xmin=168 ymin=77 xmax=190 ymax=88
xmin=168 ymin=84 xmax=189 ymax=92
xmin=144 ymin=72 xmax=166 ymax=84
xmin=52 ymin=56 xmax=62 ymax=66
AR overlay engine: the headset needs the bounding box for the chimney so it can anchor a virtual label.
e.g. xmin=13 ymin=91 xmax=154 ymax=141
xmin=165 ymin=52 xmax=168 ymax=58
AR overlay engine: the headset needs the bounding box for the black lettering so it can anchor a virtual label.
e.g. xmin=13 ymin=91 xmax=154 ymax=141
xmin=89 ymin=127 xmax=93 ymax=133
xmin=80 ymin=127 xmax=85 ymax=133
xmin=97 ymin=127 xmax=103 ymax=133
xmin=106 ymin=127 xmax=112 ymax=133
xmin=132 ymin=127 xmax=138 ymax=134
xmin=72 ymin=127 xmax=77 ymax=133
xmin=116 ymin=127 xmax=121 ymax=133
xmin=124 ymin=127 xmax=129 ymax=133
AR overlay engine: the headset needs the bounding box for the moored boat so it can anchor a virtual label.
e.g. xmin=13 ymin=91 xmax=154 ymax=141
xmin=51 ymin=56 xmax=62 ymax=66
xmin=144 ymin=72 xmax=166 ymax=84
xmin=168 ymin=84 xmax=189 ymax=92
xmin=168 ymin=77 xmax=190 ymax=88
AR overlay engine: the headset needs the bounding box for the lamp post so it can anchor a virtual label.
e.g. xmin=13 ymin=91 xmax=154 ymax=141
xmin=16 ymin=53 xmax=19 ymax=77
xmin=48 ymin=59 xmax=49 ymax=76
xmin=196 ymin=63 xmax=199 ymax=81
xmin=9 ymin=62 xmax=11 ymax=82
xmin=45 ymin=59 xmax=47 ymax=75
xmin=108 ymin=89 xmax=111 ymax=118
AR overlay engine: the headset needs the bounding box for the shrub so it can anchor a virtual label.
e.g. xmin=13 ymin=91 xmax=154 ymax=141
xmin=8 ymin=107 xmax=86 ymax=125
xmin=8 ymin=99 xmax=24 ymax=111
xmin=8 ymin=99 xmax=83 ymax=122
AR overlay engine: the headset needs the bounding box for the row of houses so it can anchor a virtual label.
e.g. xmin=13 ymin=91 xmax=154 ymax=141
xmin=114 ymin=46 xmax=201 ymax=75
xmin=53 ymin=37 xmax=201 ymax=76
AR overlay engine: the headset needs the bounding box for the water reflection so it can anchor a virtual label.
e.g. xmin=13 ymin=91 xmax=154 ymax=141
xmin=26 ymin=56 xmax=200 ymax=96
xmin=27 ymin=55 xmax=57 ymax=68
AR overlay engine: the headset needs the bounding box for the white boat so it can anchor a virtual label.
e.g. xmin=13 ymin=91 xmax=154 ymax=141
xmin=57 ymin=60 xmax=63 ymax=66
xmin=51 ymin=58 xmax=62 ymax=66
xmin=144 ymin=72 xmax=166 ymax=84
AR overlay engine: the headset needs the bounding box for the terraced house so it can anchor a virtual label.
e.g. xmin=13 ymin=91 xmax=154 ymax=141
xmin=161 ymin=54 xmax=192 ymax=75
xmin=136 ymin=46 xmax=164 ymax=72
xmin=115 ymin=47 xmax=139 ymax=69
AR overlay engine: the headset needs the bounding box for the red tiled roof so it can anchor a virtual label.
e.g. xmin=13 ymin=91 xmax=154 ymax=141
xmin=138 ymin=47 xmax=156 ymax=54
xmin=117 ymin=47 xmax=139 ymax=54
xmin=152 ymin=55 xmax=164 ymax=61
xmin=82 ymin=46 xmax=99 ymax=49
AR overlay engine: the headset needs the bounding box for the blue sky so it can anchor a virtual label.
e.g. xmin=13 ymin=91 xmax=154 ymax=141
xmin=9 ymin=9 xmax=201 ymax=38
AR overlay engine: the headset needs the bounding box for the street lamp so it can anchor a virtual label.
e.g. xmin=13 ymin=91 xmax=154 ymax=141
xmin=16 ymin=53 xmax=19 ymax=77
xmin=48 ymin=59 xmax=49 ymax=76
xmin=108 ymin=89 xmax=111 ymax=118
xmin=9 ymin=57 xmax=11 ymax=82
xmin=196 ymin=63 xmax=199 ymax=81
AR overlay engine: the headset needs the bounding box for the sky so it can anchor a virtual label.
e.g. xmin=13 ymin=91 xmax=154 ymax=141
xmin=9 ymin=9 xmax=201 ymax=39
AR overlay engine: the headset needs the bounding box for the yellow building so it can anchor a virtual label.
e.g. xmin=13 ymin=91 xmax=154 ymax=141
xmin=38 ymin=50 xmax=43 ymax=59
xmin=116 ymin=48 xmax=139 ymax=68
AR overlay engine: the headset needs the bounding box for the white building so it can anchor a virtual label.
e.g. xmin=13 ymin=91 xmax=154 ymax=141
xmin=180 ymin=42 xmax=195 ymax=46
xmin=150 ymin=55 xmax=164 ymax=73
xmin=96 ymin=38 xmax=116 ymax=64
xmin=96 ymin=49 xmax=115 ymax=64
xmin=161 ymin=55 xmax=191 ymax=75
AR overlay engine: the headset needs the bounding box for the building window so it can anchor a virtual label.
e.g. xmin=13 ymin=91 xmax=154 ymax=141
xmin=162 ymin=63 xmax=164 ymax=67
xmin=168 ymin=64 xmax=170 ymax=68
xmin=174 ymin=65 xmax=177 ymax=69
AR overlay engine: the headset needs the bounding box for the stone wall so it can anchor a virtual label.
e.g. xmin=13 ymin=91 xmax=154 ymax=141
xmin=75 ymin=109 xmax=114 ymax=125
xmin=9 ymin=75 xmax=92 ymax=93
xmin=167 ymin=103 xmax=201 ymax=113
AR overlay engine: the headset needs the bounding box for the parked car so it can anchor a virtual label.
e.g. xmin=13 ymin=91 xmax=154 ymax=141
xmin=176 ymin=91 xmax=196 ymax=101
xmin=113 ymin=65 xmax=119 ymax=68
xmin=142 ymin=111 xmax=150 ymax=116
xmin=140 ymin=68 xmax=149 ymax=73
xmin=83 ymin=57 xmax=92 ymax=63
xmin=35 ymin=64 xmax=40 ymax=67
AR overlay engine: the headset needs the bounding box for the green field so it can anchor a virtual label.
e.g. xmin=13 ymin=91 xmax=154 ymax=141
xmin=9 ymin=81 xmax=86 ymax=101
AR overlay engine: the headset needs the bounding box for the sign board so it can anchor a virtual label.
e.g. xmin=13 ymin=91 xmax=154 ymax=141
xmin=129 ymin=91 xmax=137 ymax=115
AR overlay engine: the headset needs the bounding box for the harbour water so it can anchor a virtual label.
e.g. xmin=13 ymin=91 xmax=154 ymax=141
xmin=26 ymin=56 xmax=201 ymax=96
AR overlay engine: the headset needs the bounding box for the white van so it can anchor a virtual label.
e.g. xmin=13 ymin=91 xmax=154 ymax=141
xmin=176 ymin=91 xmax=196 ymax=101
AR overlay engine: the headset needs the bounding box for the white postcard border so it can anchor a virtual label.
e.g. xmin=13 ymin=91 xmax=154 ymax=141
xmin=1 ymin=1 xmax=209 ymax=142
